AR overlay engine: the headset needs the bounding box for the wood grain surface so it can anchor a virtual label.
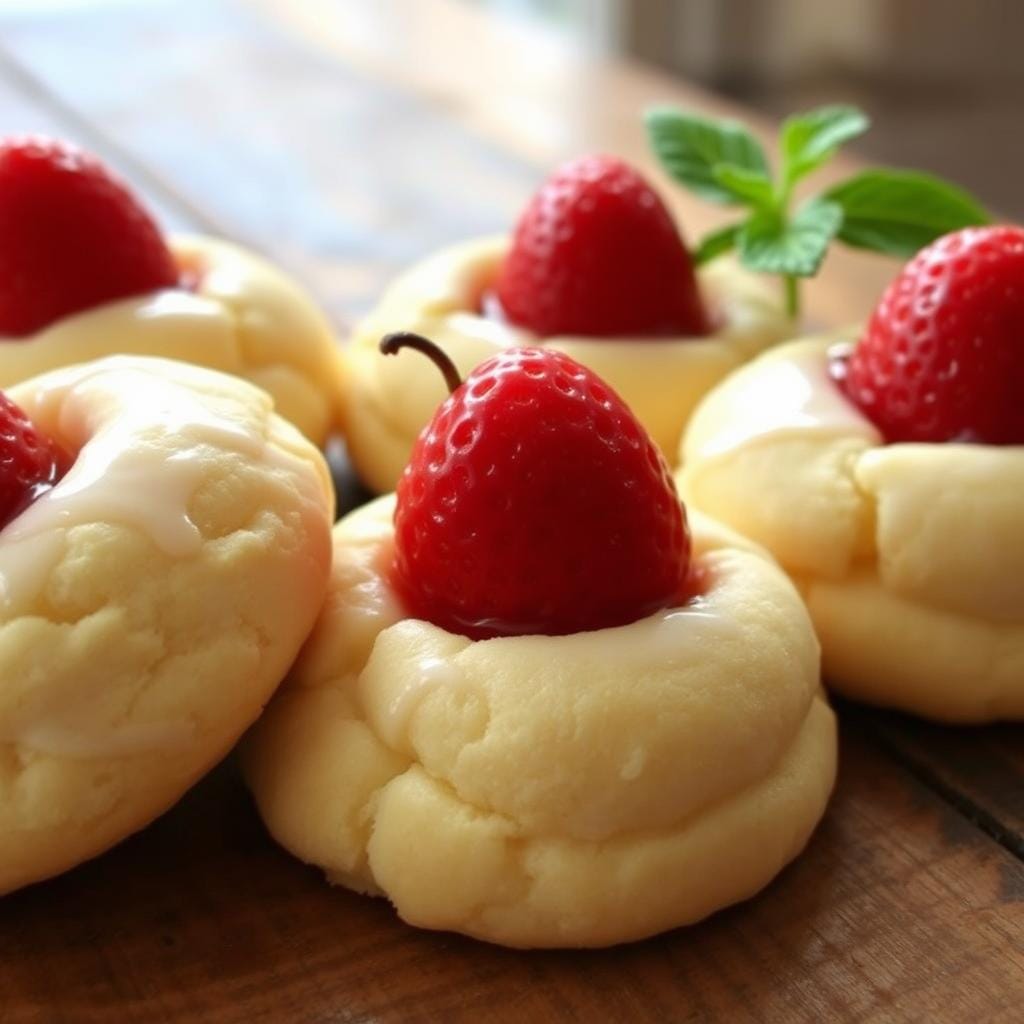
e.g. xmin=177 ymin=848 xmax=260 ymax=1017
xmin=0 ymin=2 xmax=1021 ymax=1021
xmin=3 ymin=727 xmax=1021 ymax=1024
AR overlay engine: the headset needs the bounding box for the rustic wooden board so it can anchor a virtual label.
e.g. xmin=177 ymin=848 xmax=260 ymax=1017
xmin=854 ymin=705 xmax=1024 ymax=855
xmin=2 ymin=726 xmax=1022 ymax=1024
xmin=0 ymin=2 xmax=1021 ymax=1020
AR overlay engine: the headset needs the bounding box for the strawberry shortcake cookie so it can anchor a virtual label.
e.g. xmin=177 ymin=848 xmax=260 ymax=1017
xmin=245 ymin=335 xmax=835 ymax=948
xmin=0 ymin=356 xmax=333 ymax=894
xmin=680 ymin=226 xmax=1024 ymax=722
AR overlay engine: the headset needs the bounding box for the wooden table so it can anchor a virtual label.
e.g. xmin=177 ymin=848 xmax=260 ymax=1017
xmin=1 ymin=2 xmax=1021 ymax=1021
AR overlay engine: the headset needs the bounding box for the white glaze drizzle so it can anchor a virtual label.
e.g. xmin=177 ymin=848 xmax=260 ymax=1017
xmin=0 ymin=361 xmax=319 ymax=616
xmin=689 ymin=342 xmax=882 ymax=461
xmin=4 ymin=369 xmax=257 ymax=559
xmin=383 ymin=656 xmax=465 ymax=746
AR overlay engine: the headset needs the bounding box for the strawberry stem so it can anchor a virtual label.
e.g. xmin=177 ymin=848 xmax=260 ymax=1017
xmin=379 ymin=332 xmax=463 ymax=394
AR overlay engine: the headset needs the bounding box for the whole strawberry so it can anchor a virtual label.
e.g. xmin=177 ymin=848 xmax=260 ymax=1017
xmin=0 ymin=392 xmax=67 ymax=527
xmin=385 ymin=333 xmax=691 ymax=639
xmin=843 ymin=225 xmax=1024 ymax=444
xmin=0 ymin=136 xmax=179 ymax=337
xmin=494 ymin=154 xmax=710 ymax=338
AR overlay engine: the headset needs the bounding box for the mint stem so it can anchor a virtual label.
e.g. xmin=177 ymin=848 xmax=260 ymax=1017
xmin=783 ymin=274 xmax=799 ymax=319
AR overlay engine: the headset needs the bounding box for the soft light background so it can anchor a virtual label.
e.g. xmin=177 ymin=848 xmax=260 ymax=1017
xmin=472 ymin=0 xmax=1024 ymax=218
xmin=0 ymin=0 xmax=1011 ymax=327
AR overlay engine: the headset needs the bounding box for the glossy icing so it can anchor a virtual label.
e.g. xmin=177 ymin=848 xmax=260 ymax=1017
xmin=0 ymin=235 xmax=341 ymax=446
xmin=685 ymin=337 xmax=882 ymax=462
xmin=0 ymin=358 xmax=323 ymax=614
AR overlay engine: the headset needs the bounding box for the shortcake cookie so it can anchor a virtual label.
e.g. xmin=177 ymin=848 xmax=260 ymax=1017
xmin=679 ymin=226 xmax=1024 ymax=722
xmin=0 ymin=355 xmax=333 ymax=894
xmin=246 ymin=340 xmax=834 ymax=947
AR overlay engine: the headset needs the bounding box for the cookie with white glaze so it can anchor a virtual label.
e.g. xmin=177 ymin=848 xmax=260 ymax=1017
xmin=0 ymin=355 xmax=333 ymax=894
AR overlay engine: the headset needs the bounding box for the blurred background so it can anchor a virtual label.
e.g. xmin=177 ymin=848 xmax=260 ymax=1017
xmin=471 ymin=0 xmax=1024 ymax=218
xmin=0 ymin=0 xmax=1014 ymax=324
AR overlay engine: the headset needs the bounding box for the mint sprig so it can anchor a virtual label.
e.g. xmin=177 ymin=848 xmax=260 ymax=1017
xmin=645 ymin=104 xmax=992 ymax=319
xmin=824 ymin=169 xmax=991 ymax=256
xmin=646 ymin=110 xmax=768 ymax=205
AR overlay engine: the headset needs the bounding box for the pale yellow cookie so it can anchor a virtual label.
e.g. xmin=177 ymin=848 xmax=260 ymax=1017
xmin=679 ymin=334 xmax=1024 ymax=722
xmin=342 ymin=238 xmax=791 ymax=492
xmin=0 ymin=355 xmax=334 ymax=895
xmin=243 ymin=497 xmax=835 ymax=948
xmin=0 ymin=236 xmax=343 ymax=446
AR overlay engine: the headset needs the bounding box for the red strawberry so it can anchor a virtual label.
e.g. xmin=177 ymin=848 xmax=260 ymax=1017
xmin=0 ymin=392 xmax=68 ymax=528
xmin=384 ymin=332 xmax=691 ymax=639
xmin=0 ymin=136 xmax=179 ymax=337
xmin=493 ymin=154 xmax=710 ymax=338
xmin=842 ymin=225 xmax=1024 ymax=444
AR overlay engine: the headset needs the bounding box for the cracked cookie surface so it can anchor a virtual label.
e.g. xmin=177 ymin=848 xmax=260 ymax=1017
xmin=243 ymin=496 xmax=835 ymax=948
xmin=0 ymin=355 xmax=334 ymax=894
xmin=679 ymin=335 xmax=1024 ymax=721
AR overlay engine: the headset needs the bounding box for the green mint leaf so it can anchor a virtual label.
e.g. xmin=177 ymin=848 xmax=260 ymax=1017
xmin=738 ymin=197 xmax=842 ymax=276
xmin=645 ymin=107 xmax=769 ymax=205
xmin=781 ymin=105 xmax=869 ymax=186
xmin=824 ymin=169 xmax=991 ymax=257
xmin=711 ymin=164 xmax=775 ymax=209
xmin=693 ymin=223 xmax=740 ymax=265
